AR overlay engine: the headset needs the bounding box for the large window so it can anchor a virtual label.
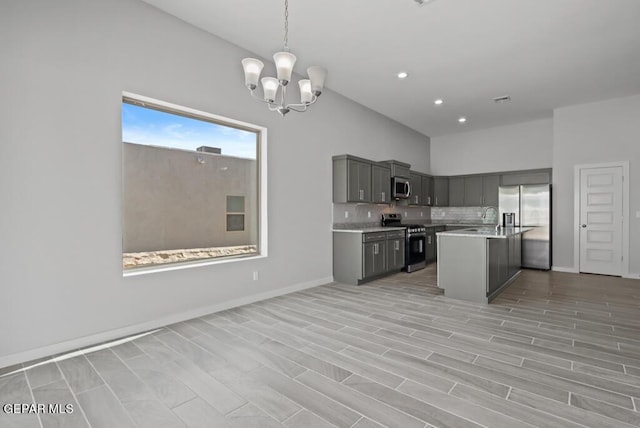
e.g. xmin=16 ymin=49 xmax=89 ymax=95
xmin=121 ymin=94 xmax=264 ymax=271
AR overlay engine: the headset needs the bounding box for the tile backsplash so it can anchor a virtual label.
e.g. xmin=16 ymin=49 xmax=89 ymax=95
xmin=332 ymin=203 xmax=499 ymax=226
xmin=431 ymin=206 xmax=499 ymax=224
xmin=333 ymin=203 xmax=431 ymax=226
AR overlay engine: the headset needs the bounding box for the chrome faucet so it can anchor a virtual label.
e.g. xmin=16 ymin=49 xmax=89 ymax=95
xmin=481 ymin=206 xmax=500 ymax=230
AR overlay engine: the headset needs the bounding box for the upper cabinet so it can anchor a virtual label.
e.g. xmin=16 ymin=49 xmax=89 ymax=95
xmin=501 ymin=170 xmax=551 ymax=186
xmin=408 ymin=172 xmax=423 ymax=206
xmin=381 ymin=160 xmax=410 ymax=179
xmin=333 ymin=154 xmax=550 ymax=208
xmin=333 ymin=155 xmax=372 ymax=203
xmin=482 ymin=175 xmax=500 ymax=206
xmin=451 ymin=173 xmax=504 ymax=207
xmin=433 ymin=177 xmax=449 ymax=206
xmin=371 ymin=163 xmax=391 ymax=204
xmin=422 ymin=175 xmax=434 ymax=206
xmin=463 ymin=176 xmax=483 ymax=206
xmin=448 ymin=177 xmax=465 ymax=207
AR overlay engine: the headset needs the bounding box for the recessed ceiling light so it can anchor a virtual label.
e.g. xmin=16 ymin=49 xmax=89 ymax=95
xmin=458 ymin=117 xmax=467 ymax=123
xmin=397 ymin=72 xmax=408 ymax=79
xmin=493 ymin=95 xmax=511 ymax=103
xmin=434 ymin=99 xmax=444 ymax=105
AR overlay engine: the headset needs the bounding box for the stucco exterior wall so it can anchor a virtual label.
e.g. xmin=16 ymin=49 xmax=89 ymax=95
xmin=123 ymin=142 xmax=257 ymax=252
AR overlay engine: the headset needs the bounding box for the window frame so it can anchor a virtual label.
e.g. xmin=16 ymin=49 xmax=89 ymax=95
xmin=121 ymin=91 xmax=268 ymax=277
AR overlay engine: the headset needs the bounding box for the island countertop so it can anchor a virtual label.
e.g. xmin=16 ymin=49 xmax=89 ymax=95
xmin=437 ymin=226 xmax=532 ymax=239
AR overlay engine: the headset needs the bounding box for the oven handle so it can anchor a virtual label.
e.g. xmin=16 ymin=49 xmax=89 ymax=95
xmin=405 ymin=181 xmax=411 ymax=197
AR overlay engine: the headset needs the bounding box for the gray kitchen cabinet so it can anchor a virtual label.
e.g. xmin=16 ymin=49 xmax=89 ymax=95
xmin=482 ymin=175 xmax=500 ymax=206
xmin=501 ymin=169 xmax=551 ymax=186
xmin=332 ymin=155 xmax=372 ymax=203
xmin=386 ymin=230 xmax=405 ymax=271
xmin=363 ymin=241 xmax=386 ymax=279
xmin=487 ymin=237 xmax=509 ymax=295
xmin=508 ymin=233 xmax=522 ymax=277
xmin=433 ymin=177 xmax=449 ymax=206
xmin=408 ymin=172 xmax=423 ymax=206
xmin=422 ymin=175 xmax=434 ymax=206
xmin=487 ymin=234 xmax=521 ymax=296
xmin=464 ymin=176 xmax=484 ymax=206
xmin=425 ymin=230 xmax=437 ymax=262
xmin=381 ymin=160 xmax=411 ymax=178
xmin=448 ymin=177 xmax=465 ymax=207
xmin=371 ymin=163 xmax=391 ymax=204
xmin=333 ymin=230 xmax=404 ymax=285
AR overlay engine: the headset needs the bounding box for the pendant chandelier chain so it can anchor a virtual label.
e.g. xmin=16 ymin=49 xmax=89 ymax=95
xmin=283 ymin=0 xmax=289 ymax=51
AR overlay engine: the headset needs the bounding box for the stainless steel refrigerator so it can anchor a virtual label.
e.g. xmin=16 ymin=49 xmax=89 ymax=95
xmin=499 ymin=184 xmax=551 ymax=270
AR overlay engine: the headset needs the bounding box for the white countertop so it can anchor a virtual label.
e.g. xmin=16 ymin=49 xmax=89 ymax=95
xmin=436 ymin=226 xmax=533 ymax=238
xmin=332 ymin=226 xmax=405 ymax=233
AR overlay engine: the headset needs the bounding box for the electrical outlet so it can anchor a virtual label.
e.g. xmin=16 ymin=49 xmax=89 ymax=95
xmin=420 ymin=212 xmax=424 ymax=217
xmin=441 ymin=212 xmax=445 ymax=216
xmin=345 ymin=211 xmax=349 ymax=218
xmin=368 ymin=211 xmax=371 ymax=218
xmin=404 ymin=212 xmax=407 ymax=217
xmin=636 ymin=210 xmax=640 ymax=218
xmin=253 ymin=271 xmax=259 ymax=281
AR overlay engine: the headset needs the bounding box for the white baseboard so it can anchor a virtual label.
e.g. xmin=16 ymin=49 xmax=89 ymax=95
xmin=551 ymin=266 xmax=579 ymax=273
xmin=622 ymin=273 xmax=640 ymax=280
xmin=0 ymin=276 xmax=334 ymax=370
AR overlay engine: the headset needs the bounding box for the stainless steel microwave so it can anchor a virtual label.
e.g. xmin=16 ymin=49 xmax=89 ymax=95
xmin=392 ymin=176 xmax=411 ymax=199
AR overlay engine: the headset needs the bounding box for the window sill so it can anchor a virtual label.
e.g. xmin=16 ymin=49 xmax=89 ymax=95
xmin=122 ymin=253 xmax=266 ymax=277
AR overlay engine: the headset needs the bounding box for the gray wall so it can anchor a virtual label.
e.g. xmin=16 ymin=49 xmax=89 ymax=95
xmin=430 ymin=119 xmax=553 ymax=175
xmin=123 ymin=143 xmax=257 ymax=252
xmin=0 ymin=0 xmax=430 ymax=363
xmin=552 ymin=94 xmax=640 ymax=274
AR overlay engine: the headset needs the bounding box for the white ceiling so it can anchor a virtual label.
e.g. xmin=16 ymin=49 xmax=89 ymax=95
xmin=140 ymin=0 xmax=640 ymax=137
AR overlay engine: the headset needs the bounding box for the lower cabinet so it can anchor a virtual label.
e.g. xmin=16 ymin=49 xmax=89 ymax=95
xmin=386 ymin=230 xmax=406 ymax=271
xmin=333 ymin=230 xmax=406 ymax=285
xmin=425 ymin=231 xmax=436 ymax=263
xmin=425 ymin=226 xmax=445 ymax=263
xmin=363 ymin=234 xmax=387 ymax=279
xmin=487 ymin=234 xmax=522 ymax=296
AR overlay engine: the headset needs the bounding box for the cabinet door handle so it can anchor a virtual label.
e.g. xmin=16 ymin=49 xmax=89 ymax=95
xmin=419 ymin=241 xmax=423 ymax=252
xmin=359 ymin=189 xmax=364 ymax=200
xmin=428 ymin=235 xmax=431 ymax=244
xmin=395 ymin=240 xmax=399 ymax=251
xmin=435 ymin=196 xmax=438 ymax=205
xmin=381 ymin=191 xmax=385 ymax=201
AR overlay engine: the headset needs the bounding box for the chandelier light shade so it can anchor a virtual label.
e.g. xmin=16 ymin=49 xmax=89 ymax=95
xmin=241 ymin=0 xmax=327 ymax=117
xmin=273 ymin=52 xmax=296 ymax=84
xmin=261 ymin=77 xmax=279 ymax=102
xmin=241 ymin=58 xmax=264 ymax=89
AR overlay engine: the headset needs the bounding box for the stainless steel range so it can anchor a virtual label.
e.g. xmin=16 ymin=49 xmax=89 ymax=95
xmin=381 ymin=213 xmax=427 ymax=273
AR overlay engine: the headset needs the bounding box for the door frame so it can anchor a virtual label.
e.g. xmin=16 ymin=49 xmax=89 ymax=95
xmin=573 ymin=161 xmax=629 ymax=277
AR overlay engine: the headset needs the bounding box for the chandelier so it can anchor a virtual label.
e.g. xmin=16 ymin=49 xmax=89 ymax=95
xmin=241 ymin=0 xmax=327 ymax=117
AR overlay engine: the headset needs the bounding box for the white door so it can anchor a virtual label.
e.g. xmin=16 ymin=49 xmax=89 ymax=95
xmin=579 ymin=166 xmax=623 ymax=276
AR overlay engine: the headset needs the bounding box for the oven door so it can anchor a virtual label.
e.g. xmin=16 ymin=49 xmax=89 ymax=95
xmin=406 ymin=233 xmax=426 ymax=272
xmin=392 ymin=177 xmax=411 ymax=199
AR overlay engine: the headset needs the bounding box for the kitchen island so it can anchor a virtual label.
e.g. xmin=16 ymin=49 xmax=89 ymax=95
xmin=436 ymin=227 xmax=532 ymax=303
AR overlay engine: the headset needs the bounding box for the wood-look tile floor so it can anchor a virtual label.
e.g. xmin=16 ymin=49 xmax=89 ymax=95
xmin=2 ymin=266 xmax=640 ymax=427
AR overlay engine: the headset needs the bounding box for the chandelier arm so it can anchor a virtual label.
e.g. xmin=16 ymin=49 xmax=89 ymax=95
xmin=248 ymin=89 xmax=280 ymax=108
xmin=285 ymin=104 xmax=309 ymax=113
xmin=285 ymin=94 xmax=318 ymax=111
